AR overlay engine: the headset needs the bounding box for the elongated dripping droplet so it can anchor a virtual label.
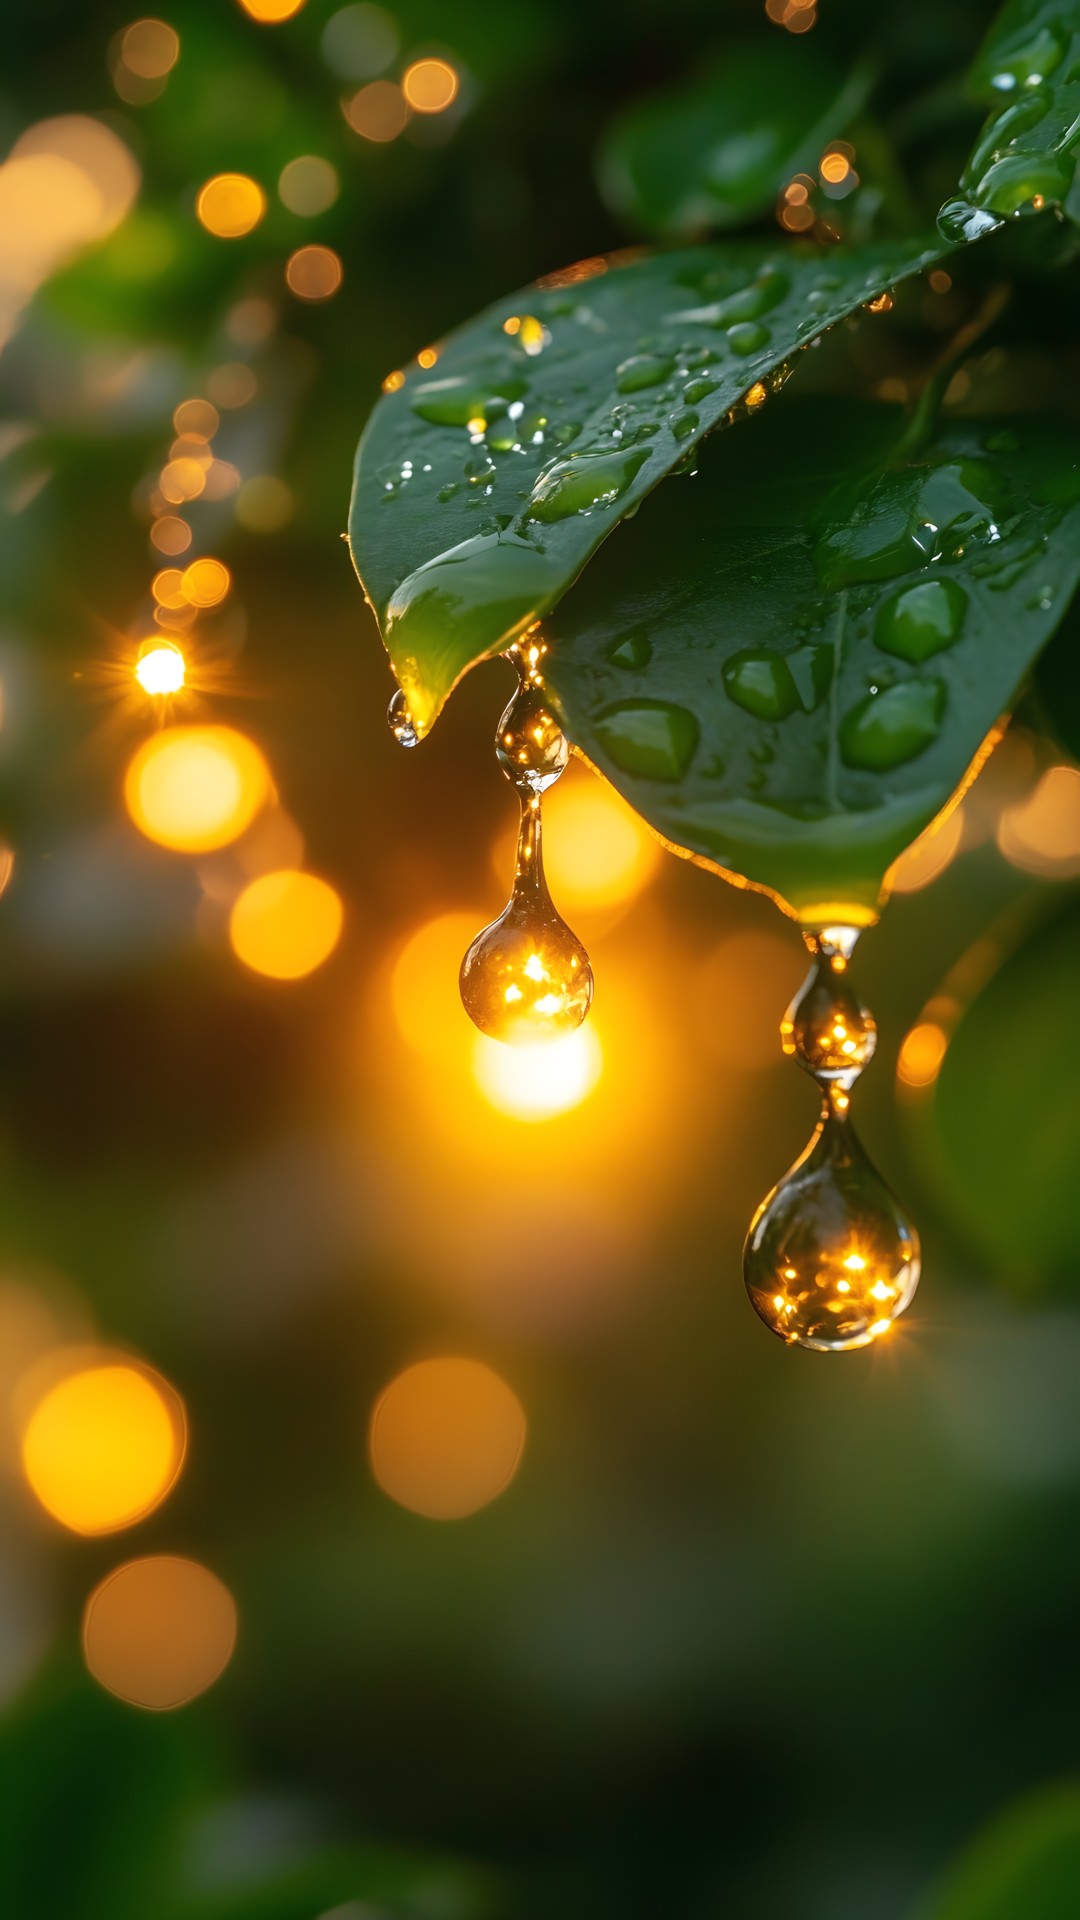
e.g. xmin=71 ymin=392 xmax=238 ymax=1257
xmin=388 ymin=687 xmax=419 ymax=748
xmin=459 ymin=644 xmax=593 ymax=1046
xmin=744 ymin=927 xmax=920 ymax=1351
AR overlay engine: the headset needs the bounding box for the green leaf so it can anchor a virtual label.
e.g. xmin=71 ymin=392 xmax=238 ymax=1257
xmin=596 ymin=40 xmax=872 ymax=238
xmin=540 ymin=398 xmax=1080 ymax=919
xmin=0 ymin=1667 xmax=212 ymax=1920
xmin=906 ymin=896 xmax=1080 ymax=1284
xmin=349 ymin=237 xmax=948 ymax=738
xmin=911 ymin=1781 xmax=1080 ymax=1920
xmin=940 ymin=0 xmax=1080 ymax=242
xmin=1031 ymin=590 xmax=1080 ymax=758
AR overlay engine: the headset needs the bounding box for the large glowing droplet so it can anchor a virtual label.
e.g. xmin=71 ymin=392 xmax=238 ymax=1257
xmin=460 ymin=649 xmax=593 ymax=1046
xmin=744 ymin=927 xmax=921 ymax=1352
xmin=745 ymin=1108 xmax=920 ymax=1351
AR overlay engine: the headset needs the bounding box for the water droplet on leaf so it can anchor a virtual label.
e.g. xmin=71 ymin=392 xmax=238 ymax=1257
xmin=526 ymin=448 xmax=650 ymax=522
xmin=594 ymin=700 xmax=698 ymax=781
xmin=388 ymin=688 xmax=419 ymax=748
xmin=875 ymin=577 xmax=967 ymax=662
xmin=839 ymin=677 xmax=946 ymax=771
xmin=727 ymin=322 xmax=771 ymax=357
xmin=609 ymin=631 xmax=652 ymax=670
xmin=615 ymin=353 xmax=674 ymax=394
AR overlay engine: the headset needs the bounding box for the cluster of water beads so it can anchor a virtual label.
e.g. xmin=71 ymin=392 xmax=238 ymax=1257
xmin=937 ymin=16 xmax=1080 ymax=243
xmin=457 ymin=641 xmax=593 ymax=1047
xmin=744 ymin=926 xmax=920 ymax=1352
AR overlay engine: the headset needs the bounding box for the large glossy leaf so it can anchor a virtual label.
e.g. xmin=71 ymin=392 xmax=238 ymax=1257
xmin=906 ymin=897 xmax=1080 ymax=1282
xmin=911 ymin=1782 xmax=1080 ymax=1920
xmin=540 ymin=398 xmax=1080 ymax=919
xmin=349 ymin=238 xmax=948 ymax=738
xmin=596 ymin=40 xmax=871 ymax=239
xmin=940 ymin=0 xmax=1080 ymax=242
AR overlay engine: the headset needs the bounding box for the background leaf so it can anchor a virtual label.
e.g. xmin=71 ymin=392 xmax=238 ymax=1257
xmin=906 ymin=894 xmax=1080 ymax=1282
xmin=940 ymin=0 xmax=1080 ymax=241
xmin=541 ymin=398 xmax=1080 ymax=917
xmin=596 ymin=40 xmax=872 ymax=238
xmin=911 ymin=1782 xmax=1080 ymax=1920
xmin=349 ymin=237 xmax=948 ymax=737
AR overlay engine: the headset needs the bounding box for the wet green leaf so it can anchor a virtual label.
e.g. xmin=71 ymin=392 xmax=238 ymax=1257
xmin=1031 ymin=592 xmax=1080 ymax=758
xmin=908 ymin=896 xmax=1080 ymax=1283
xmin=940 ymin=0 xmax=1080 ymax=241
xmin=596 ymin=40 xmax=872 ymax=238
xmin=349 ymin=238 xmax=948 ymax=738
xmin=912 ymin=1781 xmax=1080 ymax=1920
xmin=540 ymin=399 xmax=1080 ymax=918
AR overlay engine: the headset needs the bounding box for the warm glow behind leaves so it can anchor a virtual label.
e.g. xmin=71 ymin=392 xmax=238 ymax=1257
xmin=472 ymin=1025 xmax=603 ymax=1120
xmin=135 ymin=641 xmax=185 ymax=695
xmin=887 ymin=806 xmax=965 ymax=894
xmin=370 ymin=1358 xmax=526 ymax=1519
xmin=997 ymin=765 xmax=1080 ymax=875
xmin=82 ymin=1556 xmax=237 ymax=1709
xmin=390 ymin=910 xmax=480 ymax=1062
xmin=21 ymin=1359 xmax=185 ymax=1534
xmin=125 ymin=726 xmax=272 ymax=852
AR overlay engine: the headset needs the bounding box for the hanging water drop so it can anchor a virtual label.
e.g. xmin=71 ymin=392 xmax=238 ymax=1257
xmin=459 ymin=646 xmax=593 ymax=1046
xmin=388 ymin=687 xmax=419 ymax=748
xmin=744 ymin=928 xmax=921 ymax=1351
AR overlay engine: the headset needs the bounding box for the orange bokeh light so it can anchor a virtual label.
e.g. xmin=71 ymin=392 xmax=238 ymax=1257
xmin=196 ymin=173 xmax=266 ymax=238
xmin=370 ymin=1358 xmax=526 ymax=1519
xmin=83 ymin=1556 xmax=237 ymax=1709
xmin=20 ymin=1354 xmax=186 ymax=1534
xmin=229 ymin=869 xmax=343 ymax=979
xmin=125 ymin=725 xmax=272 ymax=852
xmin=285 ymin=244 xmax=343 ymax=300
xmin=402 ymin=58 xmax=459 ymax=113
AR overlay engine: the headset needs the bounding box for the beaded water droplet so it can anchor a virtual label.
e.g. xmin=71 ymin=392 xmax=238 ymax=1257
xmin=459 ymin=640 xmax=593 ymax=1046
xmin=744 ymin=927 xmax=920 ymax=1351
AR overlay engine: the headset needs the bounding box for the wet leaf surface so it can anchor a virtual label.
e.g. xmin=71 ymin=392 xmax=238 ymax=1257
xmin=941 ymin=0 xmax=1080 ymax=240
xmin=541 ymin=398 xmax=1080 ymax=917
xmin=349 ymin=238 xmax=948 ymax=737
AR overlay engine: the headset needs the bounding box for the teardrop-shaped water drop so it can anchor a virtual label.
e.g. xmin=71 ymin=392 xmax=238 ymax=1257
xmin=388 ymin=687 xmax=419 ymax=748
xmin=936 ymin=197 xmax=1003 ymax=243
xmin=460 ymin=797 xmax=593 ymax=1046
xmin=744 ymin=1108 xmax=921 ymax=1351
xmin=495 ymin=677 xmax=569 ymax=794
xmin=780 ymin=937 xmax=877 ymax=1089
